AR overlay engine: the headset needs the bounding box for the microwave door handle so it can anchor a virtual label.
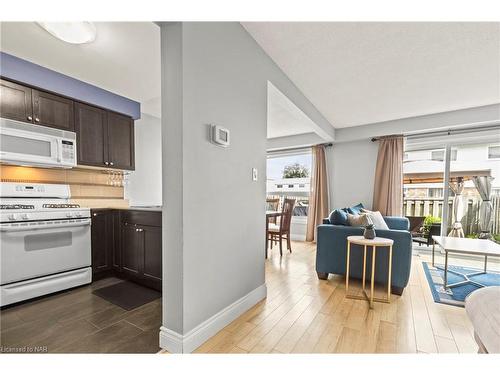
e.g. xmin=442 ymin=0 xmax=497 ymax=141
xmin=56 ymin=140 xmax=62 ymax=162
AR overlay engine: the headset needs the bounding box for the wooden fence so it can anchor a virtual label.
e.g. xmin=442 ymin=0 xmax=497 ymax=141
xmin=403 ymin=195 xmax=500 ymax=236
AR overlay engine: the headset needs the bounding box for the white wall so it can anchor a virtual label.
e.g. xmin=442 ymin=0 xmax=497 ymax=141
xmin=159 ymin=22 xmax=333 ymax=353
xmin=125 ymin=113 xmax=162 ymax=206
xmin=327 ymin=139 xmax=379 ymax=210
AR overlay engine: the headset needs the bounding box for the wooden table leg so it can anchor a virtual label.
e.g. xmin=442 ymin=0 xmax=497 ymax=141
xmin=370 ymin=246 xmax=376 ymax=309
xmin=265 ymin=217 xmax=269 ymax=259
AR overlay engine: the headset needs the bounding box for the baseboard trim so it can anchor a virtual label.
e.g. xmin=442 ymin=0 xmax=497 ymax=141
xmin=159 ymin=283 xmax=267 ymax=353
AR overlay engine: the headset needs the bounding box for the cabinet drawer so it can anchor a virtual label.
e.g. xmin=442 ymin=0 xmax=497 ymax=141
xmin=120 ymin=210 xmax=161 ymax=227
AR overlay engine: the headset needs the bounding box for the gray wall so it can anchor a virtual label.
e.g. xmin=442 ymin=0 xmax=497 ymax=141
xmin=125 ymin=113 xmax=162 ymax=206
xmin=160 ymin=22 xmax=333 ymax=341
xmin=327 ymin=140 xmax=379 ymax=210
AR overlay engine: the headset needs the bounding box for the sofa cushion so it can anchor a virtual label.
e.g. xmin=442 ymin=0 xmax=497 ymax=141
xmin=361 ymin=209 xmax=390 ymax=230
xmin=329 ymin=209 xmax=349 ymax=225
xmin=347 ymin=213 xmax=369 ymax=227
xmin=348 ymin=203 xmax=364 ymax=215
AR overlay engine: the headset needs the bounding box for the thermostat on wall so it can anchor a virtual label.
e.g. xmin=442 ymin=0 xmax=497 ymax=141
xmin=211 ymin=125 xmax=230 ymax=147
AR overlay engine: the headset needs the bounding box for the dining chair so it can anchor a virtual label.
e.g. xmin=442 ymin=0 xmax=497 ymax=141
xmin=267 ymin=198 xmax=296 ymax=256
xmin=266 ymin=197 xmax=280 ymax=224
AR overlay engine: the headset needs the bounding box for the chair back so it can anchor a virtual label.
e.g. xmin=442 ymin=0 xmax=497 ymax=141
xmin=266 ymin=197 xmax=280 ymax=224
xmin=406 ymin=216 xmax=425 ymax=235
xmin=266 ymin=197 xmax=280 ymax=211
xmin=280 ymin=198 xmax=296 ymax=232
xmin=427 ymin=223 xmax=441 ymax=245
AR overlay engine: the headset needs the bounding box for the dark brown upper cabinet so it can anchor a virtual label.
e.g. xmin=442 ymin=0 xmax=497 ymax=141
xmin=75 ymin=104 xmax=135 ymax=170
xmin=32 ymin=89 xmax=74 ymax=131
xmin=107 ymin=112 xmax=135 ymax=170
xmin=0 ymin=79 xmax=34 ymax=123
xmin=1 ymin=78 xmax=135 ymax=170
xmin=75 ymin=102 xmax=108 ymax=167
xmin=0 ymin=78 xmax=74 ymax=131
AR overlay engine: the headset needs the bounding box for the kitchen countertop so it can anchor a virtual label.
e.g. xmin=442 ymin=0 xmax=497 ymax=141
xmin=127 ymin=206 xmax=163 ymax=212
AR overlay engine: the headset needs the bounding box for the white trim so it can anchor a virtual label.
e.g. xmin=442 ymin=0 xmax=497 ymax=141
xmin=159 ymin=283 xmax=267 ymax=353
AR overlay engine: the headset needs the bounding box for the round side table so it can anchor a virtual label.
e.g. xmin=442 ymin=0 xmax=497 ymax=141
xmin=346 ymin=235 xmax=394 ymax=308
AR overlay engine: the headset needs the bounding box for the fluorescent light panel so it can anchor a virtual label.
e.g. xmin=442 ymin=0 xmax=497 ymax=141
xmin=37 ymin=22 xmax=96 ymax=44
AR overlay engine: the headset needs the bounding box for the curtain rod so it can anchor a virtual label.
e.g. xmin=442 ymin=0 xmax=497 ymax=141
xmin=267 ymin=143 xmax=333 ymax=154
xmin=371 ymin=123 xmax=500 ymax=142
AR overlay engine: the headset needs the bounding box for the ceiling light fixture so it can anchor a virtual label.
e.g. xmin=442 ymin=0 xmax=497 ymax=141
xmin=37 ymin=22 xmax=97 ymax=44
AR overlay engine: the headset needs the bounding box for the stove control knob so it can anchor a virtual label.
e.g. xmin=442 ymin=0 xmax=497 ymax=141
xmin=75 ymin=212 xmax=82 ymax=218
xmin=66 ymin=213 xmax=74 ymax=218
xmin=21 ymin=213 xmax=30 ymax=220
xmin=8 ymin=214 xmax=17 ymax=221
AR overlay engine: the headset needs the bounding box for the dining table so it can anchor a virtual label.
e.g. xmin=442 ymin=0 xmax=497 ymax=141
xmin=265 ymin=210 xmax=282 ymax=258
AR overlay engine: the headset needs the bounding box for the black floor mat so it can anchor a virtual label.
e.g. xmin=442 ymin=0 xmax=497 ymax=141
xmin=93 ymin=281 xmax=161 ymax=311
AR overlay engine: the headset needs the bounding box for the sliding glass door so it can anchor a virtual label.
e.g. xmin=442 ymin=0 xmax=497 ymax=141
xmin=405 ymin=137 xmax=500 ymax=242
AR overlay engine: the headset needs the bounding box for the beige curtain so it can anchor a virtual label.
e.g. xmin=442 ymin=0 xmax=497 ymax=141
xmin=306 ymin=145 xmax=329 ymax=242
xmin=372 ymin=136 xmax=404 ymax=216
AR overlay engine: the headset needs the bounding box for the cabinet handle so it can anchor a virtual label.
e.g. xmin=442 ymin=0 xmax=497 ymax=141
xmin=27 ymin=115 xmax=33 ymax=121
xmin=136 ymin=228 xmax=143 ymax=232
xmin=93 ymin=213 xmax=98 ymax=217
xmin=110 ymin=162 xmax=114 ymax=166
xmin=34 ymin=117 xmax=40 ymax=122
xmin=104 ymin=161 xmax=109 ymax=166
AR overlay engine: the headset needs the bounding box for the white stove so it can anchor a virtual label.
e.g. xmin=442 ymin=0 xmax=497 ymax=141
xmin=0 ymin=182 xmax=92 ymax=307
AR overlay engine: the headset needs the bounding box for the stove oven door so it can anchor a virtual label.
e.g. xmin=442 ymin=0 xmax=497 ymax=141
xmin=0 ymin=218 xmax=91 ymax=285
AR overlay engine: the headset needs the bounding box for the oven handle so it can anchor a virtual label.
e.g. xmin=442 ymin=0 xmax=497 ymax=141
xmin=0 ymin=219 xmax=91 ymax=232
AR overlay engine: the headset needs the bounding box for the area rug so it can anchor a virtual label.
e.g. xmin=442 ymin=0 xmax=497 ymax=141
xmin=422 ymin=262 xmax=500 ymax=307
xmin=93 ymin=281 xmax=161 ymax=310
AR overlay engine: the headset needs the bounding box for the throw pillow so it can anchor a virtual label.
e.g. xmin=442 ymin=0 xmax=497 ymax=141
xmin=348 ymin=203 xmax=364 ymax=215
xmin=361 ymin=208 xmax=389 ymax=230
xmin=347 ymin=213 xmax=369 ymax=227
xmin=329 ymin=209 xmax=349 ymax=225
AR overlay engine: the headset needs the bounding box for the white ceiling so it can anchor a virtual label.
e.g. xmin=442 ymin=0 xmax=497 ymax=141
xmin=244 ymin=22 xmax=500 ymax=128
xmin=267 ymin=81 xmax=317 ymax=138
xmin=0 ymin=22 xmax=161 ymax=118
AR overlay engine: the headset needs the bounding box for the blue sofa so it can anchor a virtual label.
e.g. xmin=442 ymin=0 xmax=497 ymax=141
xmin=316 ymin=212 xmax=412 ymax=295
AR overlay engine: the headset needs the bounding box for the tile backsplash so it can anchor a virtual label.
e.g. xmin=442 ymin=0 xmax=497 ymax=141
xmin=0 ymin=164 xmax=129 ymax=208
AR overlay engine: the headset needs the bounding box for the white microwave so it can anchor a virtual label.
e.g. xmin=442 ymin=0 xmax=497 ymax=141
xmin=0 ymin=118 xmax=77 ymax=168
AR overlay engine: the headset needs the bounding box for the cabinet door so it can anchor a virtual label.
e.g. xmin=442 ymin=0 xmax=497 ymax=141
xmin=121 ymin=223 xmax=142 ymax=276
xmin=32 ymin=89 xmax=74 ymax=130
xmin=91 ymin=210 xmax=113 ymax=276
xmin=0 ymin=79 xmax=33 ymax=123
xmin=112 ymin=211 xmax=121 ymax=270
xmin=107 ymin=112 xmax=135 ymax=170
xmin=142 ymin=225 xmax=162 ymax=290
xmin=75 ymin=102 xmax=108 ymax=167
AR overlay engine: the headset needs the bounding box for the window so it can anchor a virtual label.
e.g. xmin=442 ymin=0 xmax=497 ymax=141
xmin=267 ymin=150 xmax=312 ymax=217
xmin=431 ymin=149 xmax=457 ymax=161
xmin=488 ymin=145 xmax=500 ymax=159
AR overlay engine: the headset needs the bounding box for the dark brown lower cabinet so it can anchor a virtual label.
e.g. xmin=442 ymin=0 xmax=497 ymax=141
xmin=90 ymin=209 xmax=162 ymax=291
xmin=120 ymin=213 xmax=162 ymax=291
xmin=91 ymin=209 xmax=116 ymax=279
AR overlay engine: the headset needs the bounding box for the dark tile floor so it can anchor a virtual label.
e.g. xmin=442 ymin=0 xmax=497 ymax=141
xmin=0 ymin=277 xmax=161 ymax=353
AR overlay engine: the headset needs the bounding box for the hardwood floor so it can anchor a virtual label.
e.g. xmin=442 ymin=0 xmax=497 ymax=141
xmin=0 ymin=278 xmax=161 ymax=353
xmin=194 ymin=241 xmax=481 ymax=354
xmin=1 ymin=241 xmax=487 ymax=354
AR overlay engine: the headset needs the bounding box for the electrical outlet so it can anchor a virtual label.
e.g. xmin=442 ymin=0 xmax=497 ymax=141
xmin=252 ymin=168 xmax=258 ymax=181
